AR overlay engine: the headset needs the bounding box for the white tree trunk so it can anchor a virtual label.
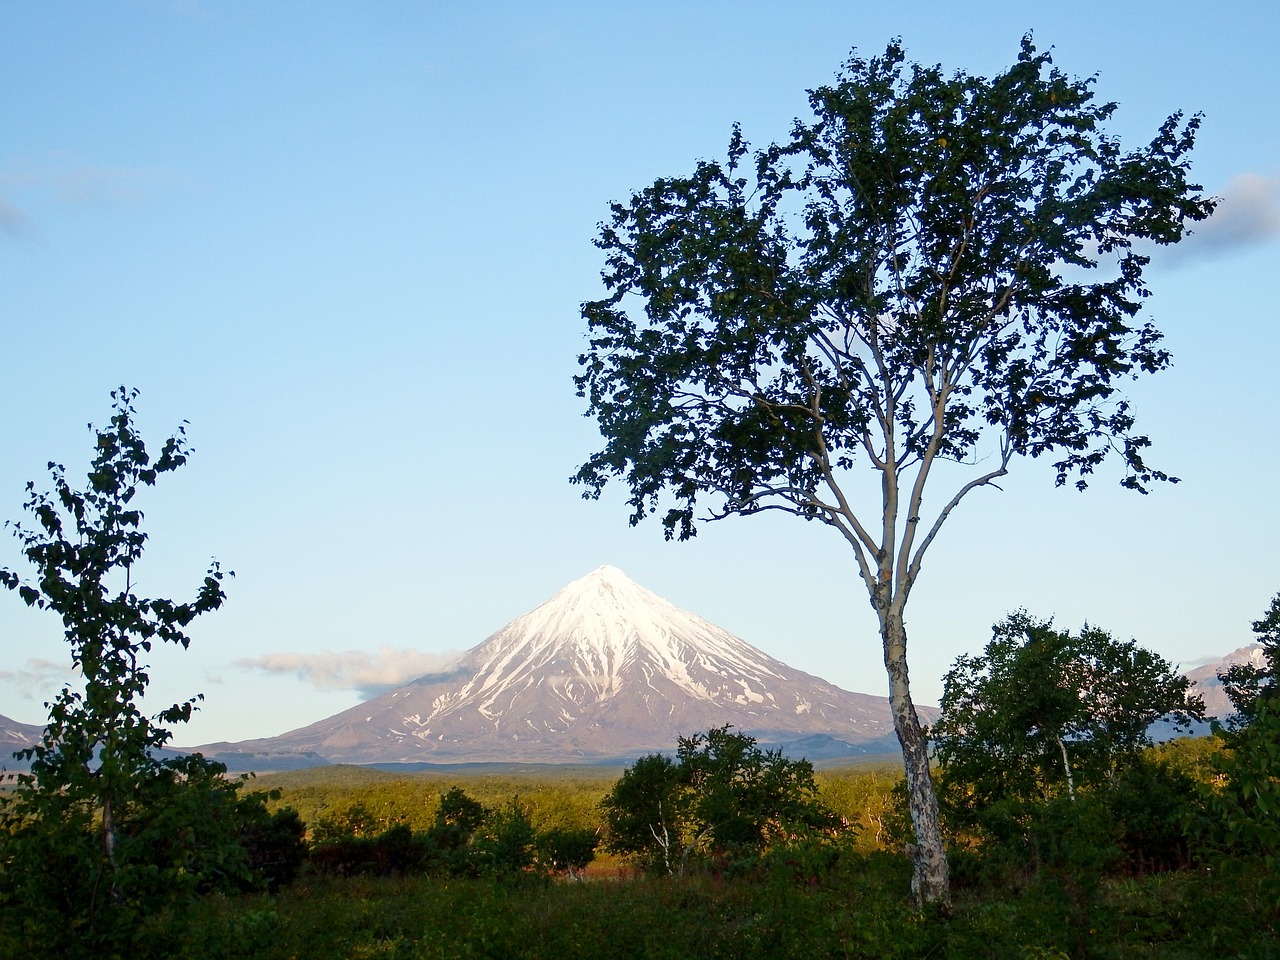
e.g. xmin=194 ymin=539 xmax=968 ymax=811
xmin=1055 ymin=734 xmax=1076 ymax=800
xmin=881 ymin=607 xmax=950 ymax=906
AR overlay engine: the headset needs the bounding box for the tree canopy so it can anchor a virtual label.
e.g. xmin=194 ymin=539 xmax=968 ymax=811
xmin=931 ymin=612 xmax=1205 ymax=808
xmin=576 ymin=36 xmax=1212 ymax=543
xmin=1210 ymin=593 xmax=1280 ymax=864
xmin=574 ymin=36 xmax=1212 ymax=903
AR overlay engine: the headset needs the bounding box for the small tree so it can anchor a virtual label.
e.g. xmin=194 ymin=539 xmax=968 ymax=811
xmin=601 ymin=726 xmax=839 ymax=874
xmin=600 ymin=752 xmax=685 ymax=873
xmin=537 ymin=826 xmax=599 ymax=880
xmin=0 ymin=388 xmax=233 ymax=945
xmin=1219 ymin=592 xmax=1280 ymax=729
xmin=574 ymin=37 xmax=1213 ymax=902
xmin=471 ymin=798 xmax=538 ymax=876
xmin=931 ymin=612 xmax=1205 ymax=809
xmin=1210 ymin=593 xmax=1280 ymax=874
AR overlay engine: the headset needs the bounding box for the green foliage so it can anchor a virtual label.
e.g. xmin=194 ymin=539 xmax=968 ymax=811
xmin=601 ymin=726 xmax=841 ymax=873
xmin=470 ymin=798 xmax=539 ymax=876
xmin=312 ymin=801 xmax=384 ymax=841
xmin=1219 ymin=591 xmax=1280 ymax=729
xmin=0 ymin=759 xmax=1270 ymax=959
xmin=308 ymin=823 xmax=433 ymax=878
xmin=307 ymin=787 xmax=564 ymax=882
xmin=1187 ymin=595 xmax=1280 ymax=902
xmin=536 ymin=826 xmax=599 ymax=879
xmin=575 ymin=37 xmax=1212 ymax=540
xmin=601 ymin=751 xmax=686 ymax=873
xmin=128 ymin=853 xmax=1280 ymax=960
xmin=930 ymin=613 xmax=1211 ymax=895
xmin=933 ymin=611 xmax=1204 ymax=812
xmin=814 ymin=766 xmax=903 ymax=852
xmin=1144 ymin=732 xmax=1225 ymax=784
xmin=235 ymin=798 xmax=308 ymax=890
xmin=945 ymin=755 xmax=1205 ymax=891
xmin=0 ymin=389 xmax=274 ymax=954
xmin=1106 ymin=756 xmax=1201 ymax=874
xmin=1209 ymin=697 xmax=1280 ymax=879
xmin=260 ymin=766 xmax=614 ymax=838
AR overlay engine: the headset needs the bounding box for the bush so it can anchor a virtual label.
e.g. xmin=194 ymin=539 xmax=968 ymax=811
xmin=1106 ymin=757 xmax=1200 ymax=874
xmin=601 ymin=726 xmax=843 ymax=874
xmin=537 ymin=826 xmax=599 ymax=879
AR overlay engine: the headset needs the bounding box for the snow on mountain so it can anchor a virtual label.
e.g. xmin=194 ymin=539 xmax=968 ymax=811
xmin=0 ymin=714 xmax=46 ymax=773
xmin=0 ymin=713 xmax=43 ymax=750
xmin=201 ymin=565 xmax=912 ymax=765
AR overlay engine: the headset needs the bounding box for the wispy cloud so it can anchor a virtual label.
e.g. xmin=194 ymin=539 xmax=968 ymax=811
xmin=1162 ymin=172 xmax=1280 ymax=266
xmin=0 ymin=153 xmax=180 ymax=239
xmin=0 ymin=659 xmax=72 ymax=700
xmin=235 ymin=646 xmax=465 ymax=700
xmin=0 ymin=198 xmax=32 ymax=238
xmin=1 ymin=154 xmax=175 ymax=203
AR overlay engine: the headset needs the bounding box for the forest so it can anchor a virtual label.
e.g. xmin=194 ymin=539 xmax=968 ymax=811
xmin=3 ymin=727 xmax=1276 ymax=959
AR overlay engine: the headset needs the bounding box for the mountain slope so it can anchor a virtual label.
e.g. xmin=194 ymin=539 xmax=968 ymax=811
xmin=202 ymin=565 xmax=914 ymax=764
xmin=1185 ymin=643 xmax=1267 ymax=719
xmin=0 ymin=714 xmax=45 ymax=772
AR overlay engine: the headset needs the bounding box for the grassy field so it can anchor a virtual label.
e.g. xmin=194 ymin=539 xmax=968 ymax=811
xmin=124 ymin=757 xmax=1274 ymax=960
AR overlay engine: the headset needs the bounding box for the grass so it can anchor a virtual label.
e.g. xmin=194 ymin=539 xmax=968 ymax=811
xmin=6 ymin=755 xmax=1277 ymax=959
xmin=152 ymin=853 xmax=1278 ymax=960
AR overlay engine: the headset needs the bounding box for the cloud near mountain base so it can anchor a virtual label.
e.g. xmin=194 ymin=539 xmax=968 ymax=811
xmin=235 ymin=646 xmax=464 ymax=700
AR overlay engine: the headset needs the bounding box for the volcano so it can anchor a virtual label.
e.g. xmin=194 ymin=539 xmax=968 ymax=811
xmin=199 ymin=565 xmax=916 ymax=765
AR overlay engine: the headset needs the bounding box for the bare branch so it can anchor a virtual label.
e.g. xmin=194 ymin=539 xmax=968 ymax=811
xmin=904 ymin=439 xmax=1015 ymax=598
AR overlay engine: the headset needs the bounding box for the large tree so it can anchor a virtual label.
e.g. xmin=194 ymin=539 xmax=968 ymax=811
xmin=573 ymin=38 xmax=1212 ymax=903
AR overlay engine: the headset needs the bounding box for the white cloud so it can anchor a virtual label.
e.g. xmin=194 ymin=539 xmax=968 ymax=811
xmin=235 ymin=645 xmax=465 ymax=700
xmin=1162 ymin=172 xmax=1280 ymax=266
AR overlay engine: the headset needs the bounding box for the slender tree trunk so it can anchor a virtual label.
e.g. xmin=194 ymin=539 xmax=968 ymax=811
xmin=1055 ymin=734 xmax=1076 ymax=800
xmin=881 ymin=608 xmax=950 ymax=906
xmin=102 ymin=791 xmax=123 ymax=906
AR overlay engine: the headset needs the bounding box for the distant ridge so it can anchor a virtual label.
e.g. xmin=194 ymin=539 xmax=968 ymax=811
xmin=198 ymin=566 xmax=918 ymax=766
xmin=0 ymin=713 xmax=44 ymax=754
xmin=0 ymin=716 xmax=45 ymax=773
xmin=9 ymin=590 xmax=1261 ymax=773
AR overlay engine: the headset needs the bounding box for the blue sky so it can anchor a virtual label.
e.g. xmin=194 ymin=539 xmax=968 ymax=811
xmin=2 ymin=1 xmax=1277 ymax=745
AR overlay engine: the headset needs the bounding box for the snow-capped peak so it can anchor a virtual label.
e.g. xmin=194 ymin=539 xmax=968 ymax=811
xmin=420 ymin=566 xmax=791 ymax=719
